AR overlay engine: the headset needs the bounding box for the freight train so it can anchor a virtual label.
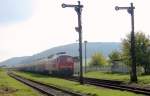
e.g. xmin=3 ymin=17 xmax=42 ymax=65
xmin=17 ymin=52 xmax=74 ymax=76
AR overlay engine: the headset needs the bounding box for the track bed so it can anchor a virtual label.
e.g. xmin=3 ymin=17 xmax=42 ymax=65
xmin=8 ymin=72 xmax=87 ymax=96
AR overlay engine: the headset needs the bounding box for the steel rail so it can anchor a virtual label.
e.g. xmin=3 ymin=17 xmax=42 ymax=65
xmin=8 ymin=72 xmax=87 ymax=96
xmin=65 ymin=76 xmax=150 ymax=95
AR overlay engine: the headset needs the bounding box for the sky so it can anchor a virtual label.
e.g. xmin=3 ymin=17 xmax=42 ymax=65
xmin=0 ymin=0 xmax=150 ymax=62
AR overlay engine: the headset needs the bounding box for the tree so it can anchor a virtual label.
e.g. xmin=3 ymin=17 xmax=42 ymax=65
xmin=122 ymin=32 xmax=150 ymax=74
xmin=108 ymin=51 xmax=122 ymax=63
xmin=108 ymin=51 xmax=122 ymax=72
xmin=145 ymin=48 xmax=150 ymax=74
xmin=90 ymin=52 xmax=107 ymax=67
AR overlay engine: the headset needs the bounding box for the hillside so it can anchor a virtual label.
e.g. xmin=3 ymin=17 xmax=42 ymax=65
xmin=0 ymin=42 xmax=121 ymax=67
xmin=0 ymin=56 xmax=30 ymax=67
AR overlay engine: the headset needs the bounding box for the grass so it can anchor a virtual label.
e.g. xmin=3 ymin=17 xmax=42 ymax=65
xmin=14 ymin=71 xmax=143 ymax=96
xmin=84 ymin=71 xmax=150 ymax=85
xmin=84 ymin=71 xmax=130 ymax=81
xmin=0 ymin=69 xmax=41 ymax=96
xmin=138 ymin=75 xmax=150 ymax=85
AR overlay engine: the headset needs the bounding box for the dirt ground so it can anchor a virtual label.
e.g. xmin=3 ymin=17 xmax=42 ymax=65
xmin=0 ymin=86 xmax=17 ymax=94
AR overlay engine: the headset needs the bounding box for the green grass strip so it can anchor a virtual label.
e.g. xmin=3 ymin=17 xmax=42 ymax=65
xmin=0 ymin=69 xmax=41 ymax=96
xmin=84 ymin=71 xmax=150 ymax=85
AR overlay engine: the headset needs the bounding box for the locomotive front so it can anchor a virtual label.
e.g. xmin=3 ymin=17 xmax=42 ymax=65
xmin=57 ymin=55 xmax=74 ymax=76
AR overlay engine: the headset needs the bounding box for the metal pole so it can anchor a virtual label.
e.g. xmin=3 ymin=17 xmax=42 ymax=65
xmin=115 ymin=3 xmax=137 ymax=83
xmin=76 ymin=1 xmax=83 ymax=84
xmin=84 ymin=41 xmax=87 ymax=73
xmin=130 ymin=3 xmax=137 ymax=82
xmin=61 ymin=1 xmax=84 ymax=84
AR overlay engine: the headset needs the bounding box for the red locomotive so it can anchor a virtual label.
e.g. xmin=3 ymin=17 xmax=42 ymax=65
xmin=17 ymin=52 xmax=74 ymax=76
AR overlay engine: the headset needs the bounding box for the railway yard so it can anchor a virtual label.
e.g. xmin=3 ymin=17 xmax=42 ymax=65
xmin=1 ymin=1 xmax=150 ymax=96
xmin=0 ymin=69 xmax=147 ymax=96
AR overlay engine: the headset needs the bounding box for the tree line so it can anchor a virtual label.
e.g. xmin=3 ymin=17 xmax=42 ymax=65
xmin=89 ymin=32 xmax=150 ymax=75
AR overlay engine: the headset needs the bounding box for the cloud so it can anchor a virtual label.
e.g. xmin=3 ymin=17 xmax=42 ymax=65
xmin=0 ymin=0 xmax=33 ymax=24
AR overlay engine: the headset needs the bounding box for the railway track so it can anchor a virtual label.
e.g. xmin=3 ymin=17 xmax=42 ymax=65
xmin=8 ymin=72 xmax=150 ymax=95
xmin=8 ymin=72 xmax=87 ymax=96
xmin=65 ymin=76 xmax=150 ymax=95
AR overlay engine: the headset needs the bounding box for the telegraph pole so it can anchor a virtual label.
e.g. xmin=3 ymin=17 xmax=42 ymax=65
xmin=62 ymin=1 xmax=84 ymax=84
xmin=115 ymin=3 xmax=137 ymax=82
